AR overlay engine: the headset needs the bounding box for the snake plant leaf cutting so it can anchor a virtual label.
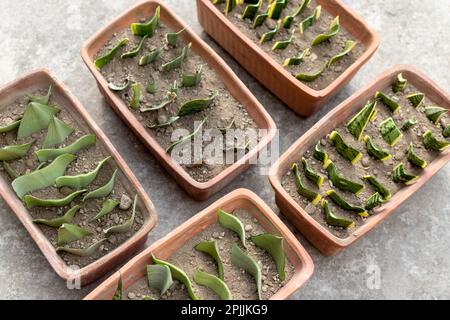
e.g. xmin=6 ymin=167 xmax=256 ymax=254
xmin=147 ymin=264 xmax=173 ymax=296
xmin=113 ymin=274 xmax=122 ymax=300
xmin=329 ymin=130 xmax=362 ymax=164
xmin=2 ymin=161 xmax=18 ymax=179
xmin=129 ymin=82 xmax=142 ymax=110
xmin=346 ymin=100 xmax=377 ymax=141
xmin=152 ymin=255 xmax=200 ymax=300
xmin=140 ymin=91 xmax=177 ymax=112
xmin=178 ymin=91 xmax=218 ymax=116
xmin=363 ymin=135 xmax=391 ymax=161
xmin=424 ymin=106 xmax=448 ymax=124
xmin=321 ymin=199 xmax=355 ymax=229
xmin=166 ymin=115 xmax=208 ymax=153
xmin=299 ymin=6 xmax=321 ymax=34
xmin=95 ymin=38 xmax=129 ymax=69
xmin=301 ymin=157 xmax=324 ymax=188
xmin=217 ymin=209 xmax=247 ymax=248
xmin=325 ymin=190 xmax=368 ymax=217
xmin=443 ymin=125 xmax=450 ymax=138
xmin=375 ymin=91 xmax=400 ymax=114
xmin=195 ymin=240 xmax=225 ymax=280
xmin=57 ymin=223 xmax=92 ymax=246
xmin=259 ymin=20 xmax=281 ymax=44
xmin=91 ymin=199 xmax=120 ymax=221
xmin=295 ymin=62 xmax=327 ymax=82
xmin=362 ymin=175 xmax=391 ymax=200
xmin=121 ymin=35 xmax=148 ymax=59
xmin=32 ymin=205 xmax=81 ymax=228
xmin=272 ymin=30 xmax=295 ymax=51
xmin=327 ymin=40 xmax=357 ymax=68
xmin=0 ymin=140 xmax=34 ymax=161
xmin=283 ymin=48 xmax=309 ymax=67
xmin=283 ymin=0 xmax=310 ymax=28
xmin=423 ymin=130 xmax=450 ymax=151
xmin=401 ymin=119 xmax=418 ymax=131
xmin=219 ymin=117 xmax=235 ymax=134
xmin=242 ymin=0 xmax=261 ymax=20
xmin=162 ymin=43 xmax=192 ymax=72
xmin=130 ymin=6 xmax=160 ymax=37
xmin=326 ymin=162 xmax=364 ymax=194
xmin=391 ymin=163 xmax=418 ymax=185
xmin=182 ymin=65 xmax=203 ymax=87
xmin=139 ymin=49 xmax=162 ymax=66
xmin=166 ymin=27 xmax=186 ymax=46
xmin=194 ymin=271 xmax=233 ymax=300
xmin=407 ymin=143 xmax=427 ymax=169
xmin=24 ymin=189 xmax=86 ymax=209
xmin=291 ymin=163 xmax=322 ymax=205
xmin=392 ymin=73 xmax=408 ymax=93
xmin=83 ymin=169 xmax=118 ymax=201
xmin=0 ymin=119 xmax=21 ymax=133
xmin=12 ymin=153 xmax=76 ymax=198
xmin=42 ymin=117 xmax=74 ymax=148
xmin=268 ymin=0 xmax=286 ymax=19
xmin=56 ymin=156 xmax=111 ymax=189
xmin=104 ymin=195 xmax=137 ymax=235
xmin=56 ymin=238 xmax=107 ymax=257
xmin=379 ymin=117 xmax=403 ymax=146
xmin=28 ymin=86 xmax=52 ymax=105
xmin=108 ymin=79 xmax=130 ymax=92
xmin=312 ymin=16 xmax=340 ymax=46
xmin=36 ymin=134 xmax=96 ymax=162
xmin=313 ymin=142 xmax=331 ymax=168
xmin=147 ymin=116 xmax=180 ymax=129
xmin=364 ymin=192 xmax=385 ymax=211
xmin=251 ymin=233 xmax=286 ymax=281
xmin=17 ymin=102 xmax=60 ymax=140
xmin=406 ymin=92 xmax=425 ymax=108
xmin=231 ymin=243 xmax=262 ymax=300
xmin=253 ymin=12 xmax=269 ymax=28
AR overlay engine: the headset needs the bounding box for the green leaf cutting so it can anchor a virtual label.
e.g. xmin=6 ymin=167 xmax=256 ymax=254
xmin=83 ymin=169 xmax=118 ymax=201
xmin=95 ymin=38 xmax=129 ymax=69
xmin=291 ymin=163 xmax=322 ymax=205
xmin=193 ymin=271 xmax=232 ymax=300
xmin=55 ymin=156 xmax=111 ymax=189
xmin=36 ymin=134 xmax=96 ymax=162
xmin=326 ymin=162 xmax=364 ymax=194
xmin=42 ymin=117 xmax=74 ymax=148
xmin=379 ymin=117 xmax=403 ymax=146
xmin=33 ymin=205 xmax=81 ymax=228
xmin=0 ymin=140 xmax=34 ymax=161
xmin=195 ymin=240 xmax=224 ymax=280
xmin=217 ymin=209 xmax=247 ymax=248
xmin=321 ymin=199 xmax=355 ymax=229
xmin=90 ymin=198 xmax=120 ymax=221
xmin=24 ymin=189 xmax=86 ymax=209
xmin=147 ymin=264 xmax=173 ymax=296
xmin=130 ymin=6 xmax=160 ymax=37
xmin=312 ymin=16 xmax=340 ymax=46
xmin=230 ymin=243 xmax=262 ymax=300
xmin=251 ymin=233 xmax=286 ymax=281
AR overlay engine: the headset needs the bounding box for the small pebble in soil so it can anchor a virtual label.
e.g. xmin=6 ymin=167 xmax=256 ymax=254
xmin=212 ymin=232 xmax=220 ymax=239
xmin=157 ymin=114 xmax=168 ymax=125
xmin=119 ymin=194 xmax=132 ymax=210
xmin=361 ymin=157 xmax=370 ymax=168
xmin=128 ymin=292 xmax=136 ymax=299
xmin=244 ymin=224 xmax=253 ymax=232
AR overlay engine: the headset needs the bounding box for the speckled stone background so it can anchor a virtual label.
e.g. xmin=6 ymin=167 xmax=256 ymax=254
xmin=0 ymin=0 xmax=449 ymax=300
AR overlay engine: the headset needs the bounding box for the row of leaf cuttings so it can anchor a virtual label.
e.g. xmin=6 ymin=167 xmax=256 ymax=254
xmin=95 ymin=6 xmax=238 ymax=154
xmin=0 ymin=86 xmax=138 ymax=257
xmin=216 ymin=0 xmax=357 ymax=82
xmin=112 ymin=209 xmax=286 ymax=300
xmin=289 ymin=73 xmax=450 ymax=230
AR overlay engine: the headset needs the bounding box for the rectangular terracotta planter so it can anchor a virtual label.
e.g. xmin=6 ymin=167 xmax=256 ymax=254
xmin=0 ymin=69 xmax=158 ymax=285
xmin=84 ymin=188 xmax=314 ymax=300
xmin=269 ymin=65 xmax=450 ymax=256
xmin=196 ymin=0 xmax=380 ymax=117
xmin=81 ymin=0 xmax=277 ymax=201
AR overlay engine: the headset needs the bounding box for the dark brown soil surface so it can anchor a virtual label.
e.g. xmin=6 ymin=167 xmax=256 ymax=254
xmin=281 ymin=77 xmax=450 ymax=238
xmin=217 ymin=0 xmax=364 ymax=90
xmin=0 ymin=89 xmax=144 ymax=268
xmin=96 ymin=22 xmax=258 ymax=183
xmin=124 ymin=209 xmax=294 ymax=300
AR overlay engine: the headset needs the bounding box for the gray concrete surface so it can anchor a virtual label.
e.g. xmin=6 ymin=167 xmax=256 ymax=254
xmin=0 ymin=0 xmax=449 ymax=300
